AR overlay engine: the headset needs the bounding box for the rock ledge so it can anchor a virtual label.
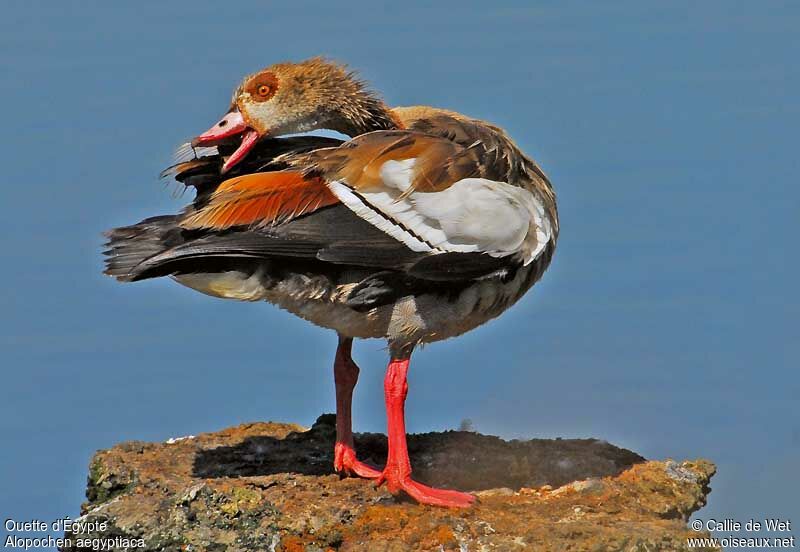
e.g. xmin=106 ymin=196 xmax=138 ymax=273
xmin=63 ymin=414 xmax=718 ymax=551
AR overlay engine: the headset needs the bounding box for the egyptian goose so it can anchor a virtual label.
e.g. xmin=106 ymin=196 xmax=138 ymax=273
xmin=104 ymin=58 xmax=558 ymax=508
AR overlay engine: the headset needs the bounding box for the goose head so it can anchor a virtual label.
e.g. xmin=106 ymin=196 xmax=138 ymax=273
xmin=192 ymin=58 xmax=397 ymax=172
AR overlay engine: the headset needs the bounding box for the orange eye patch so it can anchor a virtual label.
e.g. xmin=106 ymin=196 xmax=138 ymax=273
xmin=243 ymin=71 xmax=279 ymax=102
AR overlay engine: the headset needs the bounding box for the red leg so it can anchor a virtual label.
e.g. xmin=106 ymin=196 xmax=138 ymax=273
xmin=333 ymin=336 xmax=381 ymax=479
xmin=375 ymin=353 xmax=476 ymax=508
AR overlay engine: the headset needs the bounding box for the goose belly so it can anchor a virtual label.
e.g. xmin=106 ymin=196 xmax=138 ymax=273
xmin=173 ymin=270 xmax=270 ymax=302
xmin=171 ymin=269 xmax=391 ymax=338
xmin=171 ymin=258 xmax=543 ymax=346
xmin=390 ymin=262 xmax=542 ymax=344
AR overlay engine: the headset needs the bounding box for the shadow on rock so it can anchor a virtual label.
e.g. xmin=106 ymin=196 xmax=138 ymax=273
xmin=193 ymin=414 xmax=645 ymax=491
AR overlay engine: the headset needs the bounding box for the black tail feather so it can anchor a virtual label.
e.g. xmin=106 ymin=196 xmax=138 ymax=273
xmin=103 ymin=215 xmax=185 ymax=282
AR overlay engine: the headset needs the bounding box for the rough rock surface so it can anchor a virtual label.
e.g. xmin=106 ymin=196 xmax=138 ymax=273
xmin=63 ymin=414 xmax=718 ymax=551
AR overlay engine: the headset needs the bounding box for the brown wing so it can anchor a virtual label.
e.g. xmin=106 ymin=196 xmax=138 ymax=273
xmin=279 ymin=130 xmax=491 ymax=194
xmin=277 ymin=126 xmax=556 ymax=263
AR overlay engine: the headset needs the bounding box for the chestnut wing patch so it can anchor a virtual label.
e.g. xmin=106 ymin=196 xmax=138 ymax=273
xmin=282 ymin=131 xmax=483 ymax=193
xmin=181 ymin=171 xmax=339 ymax=231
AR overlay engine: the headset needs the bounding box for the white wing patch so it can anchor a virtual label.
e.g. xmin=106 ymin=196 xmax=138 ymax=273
xmin=328 ymin=158 xmax=553 ymax=264
xmin=328 ymin=180 xmax=434 ymax=253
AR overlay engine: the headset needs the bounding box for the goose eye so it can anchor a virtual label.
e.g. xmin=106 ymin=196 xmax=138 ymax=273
xmin=257 ymin=84 xmax=271 ymax=97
